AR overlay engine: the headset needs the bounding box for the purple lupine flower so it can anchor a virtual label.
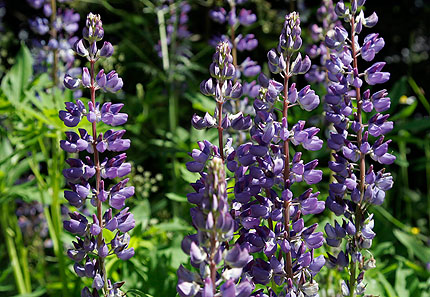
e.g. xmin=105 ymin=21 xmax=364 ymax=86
xmin=323 ymin=1 xmax=395 ymax=295
xmin=60 ymin=131 xmax=88 ymax=153
xmin=99 ymin=41 xmax=114 ymax=57
xmin=241 ymin=57 xmax=261 ymax=77
xmin=59 ymin=100 xmax=85 ymax=127
xmin=59 ymin=13 xmax=132 ymax=296
xmin=227 ymin=11 xmax=325 ymax=295
xmin=100 ymin=102 xmax=128 ymax=125
xmin=64 ymin=74 xmax=81 ymax=89
xmin=95 ymin=129 xmax=130 ymax=152
xmin=195 ymin=41 xmax=243 ymax=139
xmin=29 ymin=17 xmax=49 ymax=35
xmin=210 ymin=7 xmax=227 ymax=24
xmin=236 ymin=34 xmax=258 ymax=51
xmin=27 ymin=0 xmax=44 ymax=9
xmin=364 ymin=62 xmax=390 ymax=85
xmin=238 ymin=8 xmax=256 ymax=26
xmin=100 ymin=71 xmax=124 ymax=93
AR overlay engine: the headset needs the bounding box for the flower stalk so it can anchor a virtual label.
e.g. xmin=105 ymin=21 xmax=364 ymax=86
xmin=60 ymin=13 xmax=135 ymax=297
xmin=324 ymin=1 xmax=395 ymax=295
xmin=349 ymin=16 xmax=362 ymax=296
xmin=282 ymin=58 xmax=293 ymax=279
xmin=181 ymin=11 xmax=326 ymax=297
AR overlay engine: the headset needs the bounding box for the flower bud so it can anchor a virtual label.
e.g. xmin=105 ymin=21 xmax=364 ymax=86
xmin=82 ymin=67 xmax=91 ymax=87
xmin=100 ymin=41 xmax=114 ymax=57
xmin=74 ymin=39 xmax=89 ymax=57
xmin=64 ymin=74 xmax=81 ymax=89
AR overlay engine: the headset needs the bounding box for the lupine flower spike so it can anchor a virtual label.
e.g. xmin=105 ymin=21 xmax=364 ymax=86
xmin=181 ymin=12 xmax=327 ymax=297
xmin=228 ymin=12 xmax=326 ymax=296
xmin=323 ymin=1 xmax=395 ymax=295
xmin=60 ymin=13 xmax=134 ymax=297
xmin=179 ymin=41 xmax=252 ymax=297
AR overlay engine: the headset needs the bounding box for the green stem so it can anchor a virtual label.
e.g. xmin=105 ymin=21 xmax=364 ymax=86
xmin=49 ymin=135 xmax=68 ymax=296
xmin=158 ymin=6 xmax=180 ymax=216
xmin=157 ymin=8 xmax=170 ymax=72
xmin=349 ymin=259 xmax=356 ymax=297
xmin=13 ymin=209 xmax=31 ymax=291
xmin=408 ymin=76 xmax=430 ymax=115
xmin=31 ymin=140 xmax=68 ymax=296
xmin=217 ymin=101 xmax=225 ymax=161
xmin=1 ymin=204 xmax=29 ymax=294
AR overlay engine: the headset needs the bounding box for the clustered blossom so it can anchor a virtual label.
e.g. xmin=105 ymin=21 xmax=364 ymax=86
xmin=180 ymin=12 xmax=327 ymax=297
xmin=179 ymin=42 xmax=252 ymax=297
xmin=60 ymin=13 xmax=133 ymax=297
xmin=27 ymin=0 xmax=80 ymax=82
xmin=323 ymin=0 xmax=394 ymax=295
